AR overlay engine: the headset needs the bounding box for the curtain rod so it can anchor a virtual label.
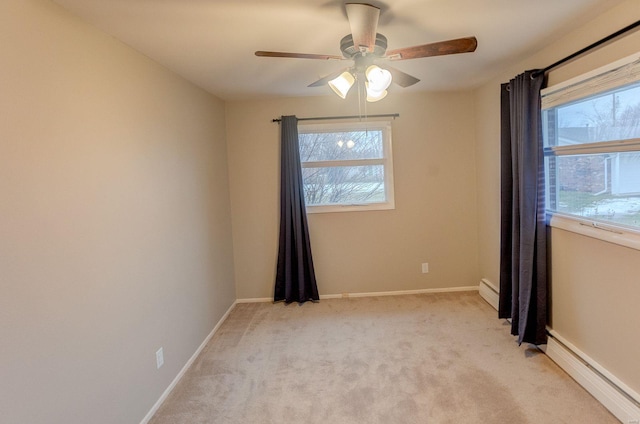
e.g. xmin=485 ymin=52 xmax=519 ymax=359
xmin=534 ymin=19 xmax=640 ymax=77
xmin=272 ymin=113 xmax=399 ymax=123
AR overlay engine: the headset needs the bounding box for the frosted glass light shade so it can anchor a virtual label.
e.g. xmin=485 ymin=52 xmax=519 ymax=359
xmin=366 ymin=65 xmax=392 ymax=91
xmin=365 ymin=83 xmax=388 ymax=102
xmin=365 ymin=65 xmax=392 ymax=102
xmin=328 ymin=72 xmax=355 ymax=99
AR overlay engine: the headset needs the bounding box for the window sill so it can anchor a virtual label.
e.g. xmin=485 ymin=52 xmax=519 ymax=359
xmin=307 ymin=201 xmax=395 ymax=214
xmin=548 ymin=213 xmax=640 ymax=251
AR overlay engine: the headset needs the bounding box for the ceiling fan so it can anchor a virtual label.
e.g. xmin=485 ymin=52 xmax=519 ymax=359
xmin=255 ymin=2 xmax=477 ymax=101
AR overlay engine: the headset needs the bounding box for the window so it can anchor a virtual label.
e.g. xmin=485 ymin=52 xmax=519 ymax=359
xmin=542 ymin=52 xmax=640 ymax=247
xmin=298 ymin=121 xmax=394 ymax=213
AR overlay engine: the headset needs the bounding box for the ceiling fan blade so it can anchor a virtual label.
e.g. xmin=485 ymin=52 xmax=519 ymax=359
xmin=384 ymin=66 xmax=420 ymax=88
xmin=255 ymin=51 xmax=344 ymax=60
xmin=345 ymin=3 xmax=380 ymax=53
xmin=308 ymin=68 xmax=350 ymax=87
xmin=386 ymin=36 xmax=478 ymax=60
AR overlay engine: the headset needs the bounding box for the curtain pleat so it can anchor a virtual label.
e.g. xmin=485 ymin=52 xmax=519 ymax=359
xmin=499 ymin=71 xmax=548 ymax=345
xmin=274 ymin=116 xmax=319 ymax=304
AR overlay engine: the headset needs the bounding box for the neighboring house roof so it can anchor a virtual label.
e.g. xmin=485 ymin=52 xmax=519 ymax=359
xmin=558 ymin=127 xmax=592 ymax=145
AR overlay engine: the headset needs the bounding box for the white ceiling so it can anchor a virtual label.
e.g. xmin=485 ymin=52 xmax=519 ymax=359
xmin=51 ymin=0 xmax=624 ymax=101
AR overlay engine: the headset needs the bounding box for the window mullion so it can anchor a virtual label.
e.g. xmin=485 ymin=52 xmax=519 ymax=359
xmin=301 ymin=158 xmax=385 ymax=168
xmin=546 ymin=138 xmax=640 ymax=156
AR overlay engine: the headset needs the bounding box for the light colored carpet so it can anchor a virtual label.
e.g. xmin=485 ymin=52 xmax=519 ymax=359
xmin=149 ymin=292 xmax=618 ymax=423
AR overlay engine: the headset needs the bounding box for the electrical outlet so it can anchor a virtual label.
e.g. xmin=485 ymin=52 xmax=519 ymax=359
xmin=156 ymin=347 xmax=164 ymax=369
xmin=421 ymin=263 xmax=429 ymax=273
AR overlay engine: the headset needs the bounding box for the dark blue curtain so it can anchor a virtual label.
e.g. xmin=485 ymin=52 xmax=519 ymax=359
xmin=499 ymin=71 xmax=548 ymax=345
xmin=274 ymin=116 xmax=319 ymax=303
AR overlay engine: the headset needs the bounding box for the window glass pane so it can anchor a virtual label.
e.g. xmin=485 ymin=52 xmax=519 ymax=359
xmin=547 ymin=152 xmax=640 ymax=227
xmin=299 ymin=129 xmax=383 ymax=162
xmin=302 ymin=165 xmax=385 ymax=206
xmin=544 ymin=81 xmax=640 ymax=147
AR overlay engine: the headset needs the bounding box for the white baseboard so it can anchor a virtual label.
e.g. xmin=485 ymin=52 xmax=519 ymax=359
xmin=235 ymin=297 xmax=272 ymax=303
xmin=326 ymin=286 xmax=479 ymax=299
xmin=236 ymin=286 xmax=479 ymax=303
xmin=546 ymin=330 xmax=640 ymax=424
xmin=139 ymin=301 xmax=237 ymax=424
xmin=478 ymin=278 xmax=499 ymax=311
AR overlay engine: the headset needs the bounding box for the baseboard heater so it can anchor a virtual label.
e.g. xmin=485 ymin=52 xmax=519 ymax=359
xmin=478 ymin=278 xmax=499 ymax=311
xmin=545 ymin=330 xmax=640 ymax=424
xmin=477 ymin=278 xmax=640 ymax=423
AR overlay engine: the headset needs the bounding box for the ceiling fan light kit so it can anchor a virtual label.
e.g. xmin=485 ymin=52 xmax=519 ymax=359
xmin=328 ymin=71 xmax=356 ymax=99
xmin=365 ymin=83 xmax=387 ymax=102
xmin=364 ymin=65 xmax=391 ymax=102
xmin=255 ymin=3 xmax=478 ymax=102
xmin=366 ymin=65 xmax=392 ymax=89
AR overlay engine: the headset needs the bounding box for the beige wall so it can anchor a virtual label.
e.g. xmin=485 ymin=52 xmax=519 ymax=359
xmin=226 ymin=91 xmax=479 ymax=299
xmin=474 ymin=0 xmax=640 ymax=394
xmin=0 ymin=1 xmax=236 ymax=423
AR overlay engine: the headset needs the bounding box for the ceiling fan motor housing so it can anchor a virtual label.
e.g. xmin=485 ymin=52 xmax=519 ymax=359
xmin=340 ymin=33 xmax=388 ymax=58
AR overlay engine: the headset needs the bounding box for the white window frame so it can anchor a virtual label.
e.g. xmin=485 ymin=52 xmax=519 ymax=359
xmin=298 ymin=120 xmax=395 ymax=213
xmin=542 ymin=52 xmax=640 ymax=251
